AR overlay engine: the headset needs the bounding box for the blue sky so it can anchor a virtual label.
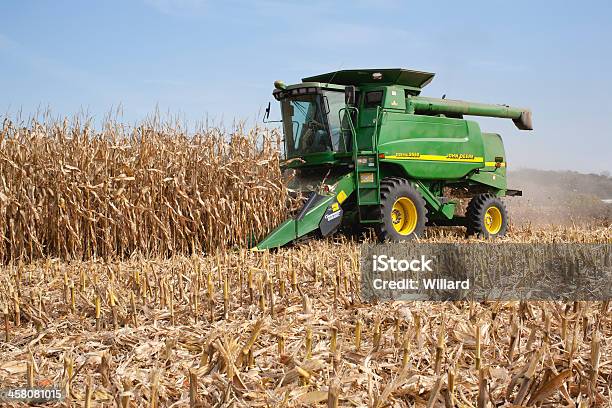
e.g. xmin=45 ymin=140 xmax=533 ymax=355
xmin=1 ymin=0 xmax=611 ymax=173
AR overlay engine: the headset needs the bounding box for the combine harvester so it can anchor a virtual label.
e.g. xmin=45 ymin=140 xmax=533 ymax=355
xmin=254 ymin=69 xmax=533 ymax=249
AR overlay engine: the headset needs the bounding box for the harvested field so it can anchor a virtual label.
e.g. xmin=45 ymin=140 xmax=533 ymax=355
xmin=0 ymin=226 xmax=610 ymax=407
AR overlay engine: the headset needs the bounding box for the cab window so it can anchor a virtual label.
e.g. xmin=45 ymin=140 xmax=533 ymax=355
xmin=364 ymin=91 xmax=383 ymax=108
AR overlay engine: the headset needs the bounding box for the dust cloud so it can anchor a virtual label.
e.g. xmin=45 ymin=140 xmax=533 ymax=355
xmin=505 ymin=169 xmax=612 ymax=226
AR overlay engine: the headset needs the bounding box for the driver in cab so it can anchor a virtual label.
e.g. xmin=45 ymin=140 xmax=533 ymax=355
xmin=298 ymin=112 xmax=332 ymax=153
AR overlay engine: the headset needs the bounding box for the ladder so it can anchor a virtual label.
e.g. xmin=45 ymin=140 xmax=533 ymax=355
xmin=351 ymin=107 xmax=381 ymax=223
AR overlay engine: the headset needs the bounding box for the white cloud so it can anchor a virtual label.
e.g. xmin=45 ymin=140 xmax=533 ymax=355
xmin=142 ymin=0 xmax=207 ymax=17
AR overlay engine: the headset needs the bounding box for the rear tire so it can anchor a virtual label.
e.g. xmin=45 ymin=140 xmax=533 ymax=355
xmin=466 ymin=194 xmax=508 ymax=238
xmin=375 ymin=178 xmax=428 ymax=242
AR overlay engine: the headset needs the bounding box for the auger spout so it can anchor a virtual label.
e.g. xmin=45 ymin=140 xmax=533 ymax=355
xmin=409 ymin=96 xmax=533 ymax=130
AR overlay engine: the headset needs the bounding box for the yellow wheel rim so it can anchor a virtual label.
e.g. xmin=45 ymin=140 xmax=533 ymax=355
xmin=391 ymin=197 xmax=418 ymax=235
xmin=484 ymin=206 xmax=503 ymax=234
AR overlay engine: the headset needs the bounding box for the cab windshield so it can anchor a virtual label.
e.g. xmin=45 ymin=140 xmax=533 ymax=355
xmin=280 ymin=90 xmax=349 ymax=158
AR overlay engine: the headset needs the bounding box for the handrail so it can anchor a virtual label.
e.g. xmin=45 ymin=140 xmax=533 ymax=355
xmin=339 ymin=106 xmax=360 ymax=198
xmin=373 ymin=105 xmax=381 ymax=152
xmin=338 ymin=106 xmax=359 ymax=155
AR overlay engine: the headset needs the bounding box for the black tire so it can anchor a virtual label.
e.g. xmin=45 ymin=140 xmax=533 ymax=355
xmin=375 ymin=178 xmax=428 ymax=242
xmin=466 ymin=194 xmax=508 ymax=238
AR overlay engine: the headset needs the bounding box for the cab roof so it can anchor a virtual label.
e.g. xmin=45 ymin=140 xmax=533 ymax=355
xmin=302 ymin=68 xmax=435 ymax=90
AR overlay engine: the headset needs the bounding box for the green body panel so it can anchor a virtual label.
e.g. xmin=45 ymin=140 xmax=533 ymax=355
xmin=254 ymin=68 xmax=532 ymax=249
xmin=253 ymin=219 xmax=297 ymax=250
xmin=475 ymin=132 xmax=507 ymax=189
xmin=413 ymin=180 xmax=456 ymax=219
xmin=377 ymin=114 xmax=486 ymax=180
xmin=469 ymin=171 xmax=506 ymax=190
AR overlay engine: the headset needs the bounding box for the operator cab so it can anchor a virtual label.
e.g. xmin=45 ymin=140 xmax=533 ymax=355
xmin=273 ymin=85 xmax=351 ymax=161
xmin=271 ymin=69 xmax=436 ymax=165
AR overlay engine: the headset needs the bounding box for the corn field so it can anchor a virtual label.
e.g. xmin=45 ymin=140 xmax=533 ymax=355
xmin=0 ymin=115 xmax=291 ymax=263
xmin=0 ymin=115 xmax=611 ymax=406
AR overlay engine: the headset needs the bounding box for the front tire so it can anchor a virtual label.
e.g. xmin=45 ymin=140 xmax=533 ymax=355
xmin=466 ymin=194 xmax=508 ymax=238
xmin=375 ymin=178 xmax=428 ymax=242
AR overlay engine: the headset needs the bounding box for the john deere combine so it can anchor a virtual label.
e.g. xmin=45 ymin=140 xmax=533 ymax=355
xmin=253 ymin=68 xmax=532 ymax=250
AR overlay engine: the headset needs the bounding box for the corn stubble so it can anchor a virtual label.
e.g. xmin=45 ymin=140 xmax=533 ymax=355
xmin=0 ymin=236 xmax=609 ymax=407
xmin=0 ymin=116 xmax=610 ymax=406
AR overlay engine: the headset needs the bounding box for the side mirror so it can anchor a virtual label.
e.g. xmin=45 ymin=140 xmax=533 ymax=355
xmin=262 ymin=101 xmax=283 ymax=124
xmin=264 ymin=102 xmax=271 ymax=120
xmin=345 ymin=85 xmax=356 ymax=106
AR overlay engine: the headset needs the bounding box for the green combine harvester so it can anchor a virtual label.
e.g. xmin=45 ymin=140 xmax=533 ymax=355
xmin=253 ymin=68 xmax=533 ymax=250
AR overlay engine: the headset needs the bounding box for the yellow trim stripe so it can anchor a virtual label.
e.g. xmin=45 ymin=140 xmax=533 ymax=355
xmin=386 ymin=154 xmax=484 ymax=163
xmin=384 ymin=154 xmax=505 ymax=167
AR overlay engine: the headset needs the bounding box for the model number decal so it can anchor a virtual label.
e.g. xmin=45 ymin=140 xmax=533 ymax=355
xmin=396 ymin=152 xmax=421 ymax=158
xmin=446 ymin=153 xmax=474 ymax=160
